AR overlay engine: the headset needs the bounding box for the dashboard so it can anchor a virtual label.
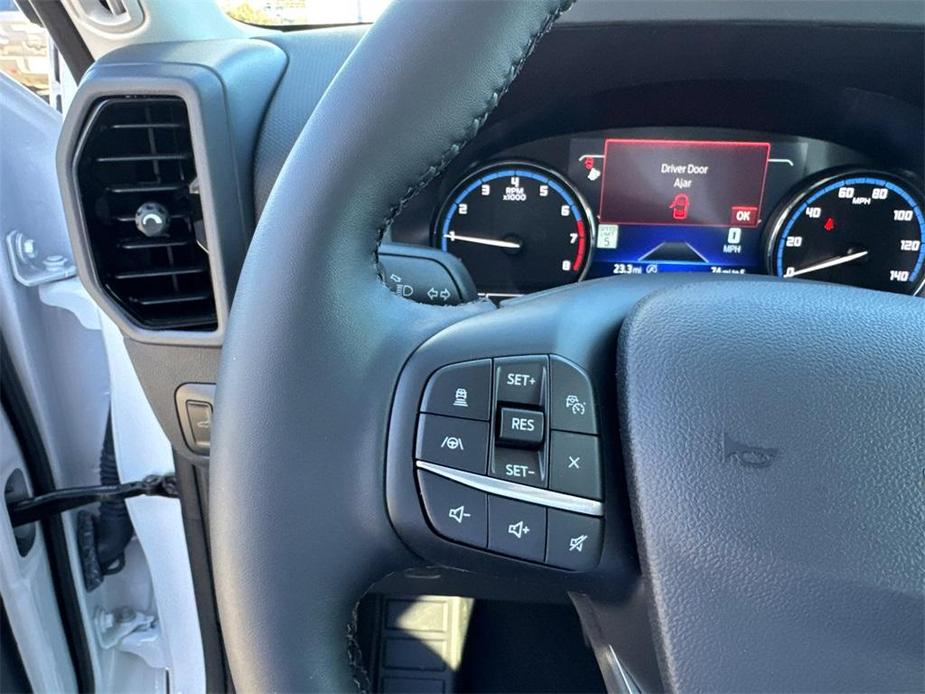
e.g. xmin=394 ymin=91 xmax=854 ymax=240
xmin=391 ymin=128 xmax=925 ymax=298
xmin=61 ymin=6 xmax=925 ymax=480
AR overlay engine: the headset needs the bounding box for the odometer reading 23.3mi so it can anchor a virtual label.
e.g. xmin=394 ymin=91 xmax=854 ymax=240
xmin=768 ymin=171 xmax=925 ymax=295
xmin=436 ymin=162 xmax=594 ymax=297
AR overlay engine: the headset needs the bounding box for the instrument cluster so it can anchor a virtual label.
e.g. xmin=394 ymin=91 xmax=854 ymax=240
xmin=391 ymin=128 xmax=925 ymax=298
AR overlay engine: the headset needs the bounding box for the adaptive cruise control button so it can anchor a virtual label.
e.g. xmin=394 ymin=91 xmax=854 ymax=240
xmin=497 ymin=407 xmax=545 ymax=447
xmin=495 ymin=356 xmax=546 ymax=406
xmin=421 ymin=360 xmax=491 ymax=421
xmin=417 ymin=471 xmax=487 ymax=548
xmin=549 ymin=356 xmax=597 ymax=434
xmin=416 ymin=414 xmax=489 ymax=474
xmin=545 ymin=509 xmax=602 ymax=571
xmin=549 ymin=431 xmax=601 ymax=500
xmin=488 ymin=496 xmax=546 ymax=562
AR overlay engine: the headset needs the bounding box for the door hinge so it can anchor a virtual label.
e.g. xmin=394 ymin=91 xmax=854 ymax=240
xmin=94 ymin=607 xmax=167 ymax=670
xmin=5 ymin=230 xmax=76 ymax=287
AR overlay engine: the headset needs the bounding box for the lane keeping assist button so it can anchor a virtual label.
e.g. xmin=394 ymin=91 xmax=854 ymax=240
xmin=416 ymin=414 xmax=489 ymax=474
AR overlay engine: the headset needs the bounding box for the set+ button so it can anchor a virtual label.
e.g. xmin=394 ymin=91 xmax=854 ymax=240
xmin=495 ymin=356 xmax=546 ymax=407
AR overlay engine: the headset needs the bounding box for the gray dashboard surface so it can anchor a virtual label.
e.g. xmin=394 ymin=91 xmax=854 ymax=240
xmin=252 ymin=27 xmax=366 ymax=217
xmin=562 ymin=0 xmax=925 ymax=26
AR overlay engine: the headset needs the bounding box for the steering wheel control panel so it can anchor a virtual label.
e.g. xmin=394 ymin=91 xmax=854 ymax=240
xmin=413 ymin=355 xmax=603 ymax=571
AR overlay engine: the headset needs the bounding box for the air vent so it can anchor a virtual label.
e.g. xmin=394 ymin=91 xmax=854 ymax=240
xmin=75 ymin=97 xmax=217 ymax=331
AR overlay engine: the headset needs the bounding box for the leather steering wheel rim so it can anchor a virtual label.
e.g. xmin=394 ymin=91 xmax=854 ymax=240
xmin=211 ymin=3 xmax=573 ymax=690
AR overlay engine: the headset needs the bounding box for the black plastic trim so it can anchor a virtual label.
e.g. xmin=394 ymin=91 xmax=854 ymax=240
xmin=173 ymin=454 xmax=230 ymax=693
xmin=21 ymin=0 xmax=93 ymax=79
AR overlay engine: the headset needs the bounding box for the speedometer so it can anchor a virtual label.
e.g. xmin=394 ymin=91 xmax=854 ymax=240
xmin=435 ymin=161 xmax=594 ymax=297
xmin=766 ymin=170 xmax=925 ymax=295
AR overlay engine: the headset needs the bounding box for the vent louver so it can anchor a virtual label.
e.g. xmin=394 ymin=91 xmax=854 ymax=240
xmin=75 ymin=97 xmax=217 ymax=331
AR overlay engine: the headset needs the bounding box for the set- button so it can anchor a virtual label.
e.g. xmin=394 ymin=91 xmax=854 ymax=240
xmin=414 ymin=354 xmax=604 ymax=571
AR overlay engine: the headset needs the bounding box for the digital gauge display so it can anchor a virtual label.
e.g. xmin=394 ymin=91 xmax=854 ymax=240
xmin=568 ymin=137 xmax=808 ymax=278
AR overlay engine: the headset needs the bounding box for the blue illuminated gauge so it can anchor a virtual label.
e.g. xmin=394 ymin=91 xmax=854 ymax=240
xmin=766 ymin=170 xmax=925 ymax=295
xmin=434 ymin=161 xmax=594 ymax=297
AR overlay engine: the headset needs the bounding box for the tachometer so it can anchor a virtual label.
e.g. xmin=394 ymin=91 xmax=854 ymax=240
xmin=435 ymin=161 xmax=594 ymax=297
xmin=766 ymin=170 xmax=925 ymax=295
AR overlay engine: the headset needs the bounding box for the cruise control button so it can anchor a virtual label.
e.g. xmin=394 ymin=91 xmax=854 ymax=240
xmin=495 ymin=356 xmax=546 ymax=406
xmin=488 ymin=496 xmax=546 ymax=562
xmin=545 ymin=509 xmax=602 ymax=571
xmin=549 ymin=431 xmax=601 ymax=499
xmin=416 ymin=414 xmax=488 ymax=474
xmin=417 ymin=471 xmax=487 ymax=548
xmin=421 ymin=360 xmax=491 ymax=421
xmin=549 ymin=356 xmax=597 ymax=434
xmin=490 ymin=447 xmax=544 ymax=488
xmin=497 ymin=407 xmax=545 ymax=447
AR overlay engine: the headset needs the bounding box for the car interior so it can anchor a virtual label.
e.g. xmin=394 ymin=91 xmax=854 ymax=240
xmin=0 ymin=1 xmax=923 ymax=692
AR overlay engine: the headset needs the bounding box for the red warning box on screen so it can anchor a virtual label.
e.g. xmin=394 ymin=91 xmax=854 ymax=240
xmin=598 ymin=139 xmax=770 ymax=227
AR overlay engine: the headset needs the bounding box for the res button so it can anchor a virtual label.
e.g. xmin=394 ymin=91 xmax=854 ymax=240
xmin=497 ymin=407 xmax=545 ymax=447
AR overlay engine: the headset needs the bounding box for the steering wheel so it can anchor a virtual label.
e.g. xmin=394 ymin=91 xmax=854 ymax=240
xmin=210 ymin=2 xmax=925 ymax=691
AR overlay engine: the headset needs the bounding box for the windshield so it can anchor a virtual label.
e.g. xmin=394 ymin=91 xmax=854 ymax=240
xmin=218 ymin=0 xmax=389 ymax=27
